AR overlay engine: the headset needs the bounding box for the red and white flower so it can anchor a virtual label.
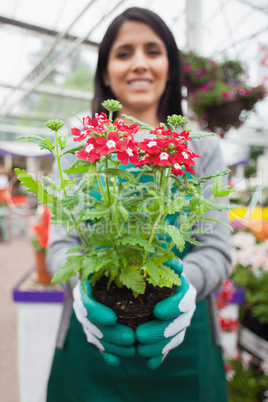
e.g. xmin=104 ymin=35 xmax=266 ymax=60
xmin=95 ymin=132 xmax=127 ymax=156
xmin=77 ymin=138 xmax=100 ymax=162
xmin=118 ymin=141 xmax=140 ymax=165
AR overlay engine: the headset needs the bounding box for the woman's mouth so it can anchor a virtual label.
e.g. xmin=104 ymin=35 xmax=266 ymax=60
xmin=128 ymin=79 xmax=152 ymax=89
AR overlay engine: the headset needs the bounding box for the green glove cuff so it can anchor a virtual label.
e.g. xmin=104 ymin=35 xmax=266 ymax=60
xmin=80 ymin=280 xmax=117 ymax=326
xmin=153 ymin=275 xmax=189 ymax=320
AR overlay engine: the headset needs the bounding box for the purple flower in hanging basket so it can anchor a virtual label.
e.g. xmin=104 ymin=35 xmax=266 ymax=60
xmin=200 ymin=84 xmax=210 ymax=92
xmin=195 ymin=69 xmax=203 ymax=77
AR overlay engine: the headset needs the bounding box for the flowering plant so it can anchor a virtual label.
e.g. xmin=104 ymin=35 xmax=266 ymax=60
xmin=182 ymin=51 xmax=223 ymax=91
xmin=182 ymin=51 xmax=266 ymax=133
xmin=191 ymin=82 xmax=266 ymax=120
xmin=31 ymin=205 xmax=50 ymax=254
xmin=215 ymin=279 xmax=240 ymax=333
xmin=14 ymin=99 xmax=233 ymax=296
xmin=225 ymin=353 xmax=268 ymax=401
xmin=231 ymin=230 xmax=268 ymax=324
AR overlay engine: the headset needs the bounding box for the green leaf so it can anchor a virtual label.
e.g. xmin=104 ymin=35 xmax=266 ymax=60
xmin=121 ymin=114 xmax=154 ymax=131
xmin=14 ymin=168 xmax=58 ymax=205
xmin=119 ymin=236 xmax=155 ymax=252
xmin=62 ymin=193 xmax=95 ymax=209
xmin=102 ymin=168 xmax=137 ymax=185
xmin=135 ymin=169 xmax=154 ymax=183
xmin=144 ymin=261 xmax=161 ymax=286
xmin=199 ymin=217 xmax=233 ymax=231
xmin=210 ymin=176 xmax=234 ymax=198
xmin=86 ymin=164 xmax=98 ymax=186
xmin=64 ymin=164 xmax=92 ymax=174
xmin=18 ymin=135 xmax=55 ymax=154
xmin=158 ymin=265 xmax=181 ymax=287
xmin=159 ymin=224 xmax=185 ymax=252
xmin=42 ymin=176 xmax=58 ymax=191
xmin=188 ymin=169 xmax=230 ymax=184
xmin=80 ymin=257 xmax=113 ymax=288
xmin=182 ymin=233 xmax=202 ymax=247
xmin=51 ymin=254 xmax=85 ymax=283
xmin=119 ymin=266 xmax=146 ymax=295
xmin=58 ymin=135 xmax=68 ymax=150
xmin=190 ymin=131 xmax=215 ymax=139
xmin=62 ymin=144 xmax=85 ymax=156
xmin=66 ymin=246 xmax=88 ymax=254
xmin=81 ymin=206 xmax=110 ymax=220
xmin=116 ymin=205 xmax=129 ymax=222
xmin=166 ymin=196 xmax=186 ymax=214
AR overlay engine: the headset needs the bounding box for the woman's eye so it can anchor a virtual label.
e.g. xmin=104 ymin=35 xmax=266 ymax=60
xmin=147 ymin=48 xmax=161 ymax=56
xmin=116 ymin=50 xmax=130 ymax=59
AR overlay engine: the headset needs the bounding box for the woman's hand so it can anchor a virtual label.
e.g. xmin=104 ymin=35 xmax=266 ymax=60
xmin=135 ymin=265 xmax=197 ymax=370
xmin=73 ymin=280 xmax=136 ymax=367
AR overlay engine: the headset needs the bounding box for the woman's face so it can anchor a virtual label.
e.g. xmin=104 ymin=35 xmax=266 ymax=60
xmin=104 ymin=21 xmax=169 ymax=117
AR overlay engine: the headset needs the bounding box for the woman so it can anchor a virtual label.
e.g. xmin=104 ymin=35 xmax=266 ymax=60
xmin=47 ymin=7 xmax=231 ymax=401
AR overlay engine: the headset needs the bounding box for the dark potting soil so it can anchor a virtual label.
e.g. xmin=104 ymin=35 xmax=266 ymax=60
xmin=92 ymin=276 xmax=174 ymax=330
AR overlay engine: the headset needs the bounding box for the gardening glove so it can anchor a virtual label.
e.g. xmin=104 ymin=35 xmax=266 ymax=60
xmin=135 ymin=258 xmax=197 ymax=370
xmin=73 ymin=280 xmax=136 ymax=367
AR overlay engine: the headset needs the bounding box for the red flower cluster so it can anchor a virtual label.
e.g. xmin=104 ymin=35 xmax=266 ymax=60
xmin=219 ymin=316 xmax=240 ymax=332
xmin=71 ymin=113 xmax=200 ymax=176
xmin=216 ymin=279 xmax=235 ymax=310
xmin=32 ymin=205 xmax=50 ymax=249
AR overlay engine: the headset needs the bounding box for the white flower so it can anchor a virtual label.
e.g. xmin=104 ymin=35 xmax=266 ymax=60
xmin=232 ymin=232 xmax=256 ymax=249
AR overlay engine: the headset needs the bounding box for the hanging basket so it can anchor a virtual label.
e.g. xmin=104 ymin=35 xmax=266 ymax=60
xmin=34 ymin=250 xmax=51 ymax=284
xmin=204 ymin=99 xmax=248 ymax=132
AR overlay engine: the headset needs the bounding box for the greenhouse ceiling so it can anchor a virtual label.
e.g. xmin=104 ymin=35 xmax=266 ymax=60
xmin=0 ymin=0 xmax=267 ymax=141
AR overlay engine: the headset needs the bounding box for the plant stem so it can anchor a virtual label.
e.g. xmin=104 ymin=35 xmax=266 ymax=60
xmin=96 ymin=170 xmax=108 ymax=205
xmin=54 ymin=129 xmax=90 ymax=248
xmin=142 ymin=211 xmax=163 ymax=265
xmin=105 ymin=155 xmax=111 ymax=207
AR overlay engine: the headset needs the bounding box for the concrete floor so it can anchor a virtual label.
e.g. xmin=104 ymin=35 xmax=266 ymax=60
xmin=0 ymin=216 xmax=35 ymax=402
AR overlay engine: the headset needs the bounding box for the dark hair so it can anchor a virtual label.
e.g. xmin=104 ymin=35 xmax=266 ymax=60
xmin=92 ymin=7 xmax=183 ymax=120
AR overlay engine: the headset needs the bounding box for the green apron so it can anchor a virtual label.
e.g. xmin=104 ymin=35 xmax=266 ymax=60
xmin=47 ymin=167 xmax=227 ymax=401
xmin=47 ymin=298 xmax=227 ymax=402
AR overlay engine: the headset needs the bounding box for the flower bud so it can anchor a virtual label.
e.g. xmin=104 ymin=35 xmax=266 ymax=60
xmin=102 ymin=99 xmax=123 ymax=113
xmin=45 ymin=119 xmax=65 ymax=131
xmin=167 ymin=115 xmax=189 ymax=130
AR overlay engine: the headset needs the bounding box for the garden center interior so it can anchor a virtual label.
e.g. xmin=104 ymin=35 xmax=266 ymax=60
xmin=0 ymin=0 xmax=268 ymax=401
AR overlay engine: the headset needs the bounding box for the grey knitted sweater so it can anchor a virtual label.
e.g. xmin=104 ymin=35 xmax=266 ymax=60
xmin=47 ymin=134 xmax=232 ymax=349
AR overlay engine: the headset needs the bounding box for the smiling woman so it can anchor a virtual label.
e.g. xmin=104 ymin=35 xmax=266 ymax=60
xmin=103 ymin=21 xmax=169 ymax=126
xmin=92 ymin=6 xmax=183 ymax=125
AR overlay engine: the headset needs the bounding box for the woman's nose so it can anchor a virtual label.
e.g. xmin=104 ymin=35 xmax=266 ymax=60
xmin=131 ymin=50 xmax=148 ymax=71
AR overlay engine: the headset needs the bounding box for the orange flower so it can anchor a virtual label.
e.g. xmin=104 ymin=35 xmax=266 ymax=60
xmin=32 ymin=206 xmax=50 ymax=249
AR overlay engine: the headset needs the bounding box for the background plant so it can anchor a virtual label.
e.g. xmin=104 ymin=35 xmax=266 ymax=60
xmin=231 ymin=230 xmax=268 ymax=324
xmin=31 ymin=205 xmax=51 ymax=254
xmin=182 ymin=51 xmax=266 ymax=132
